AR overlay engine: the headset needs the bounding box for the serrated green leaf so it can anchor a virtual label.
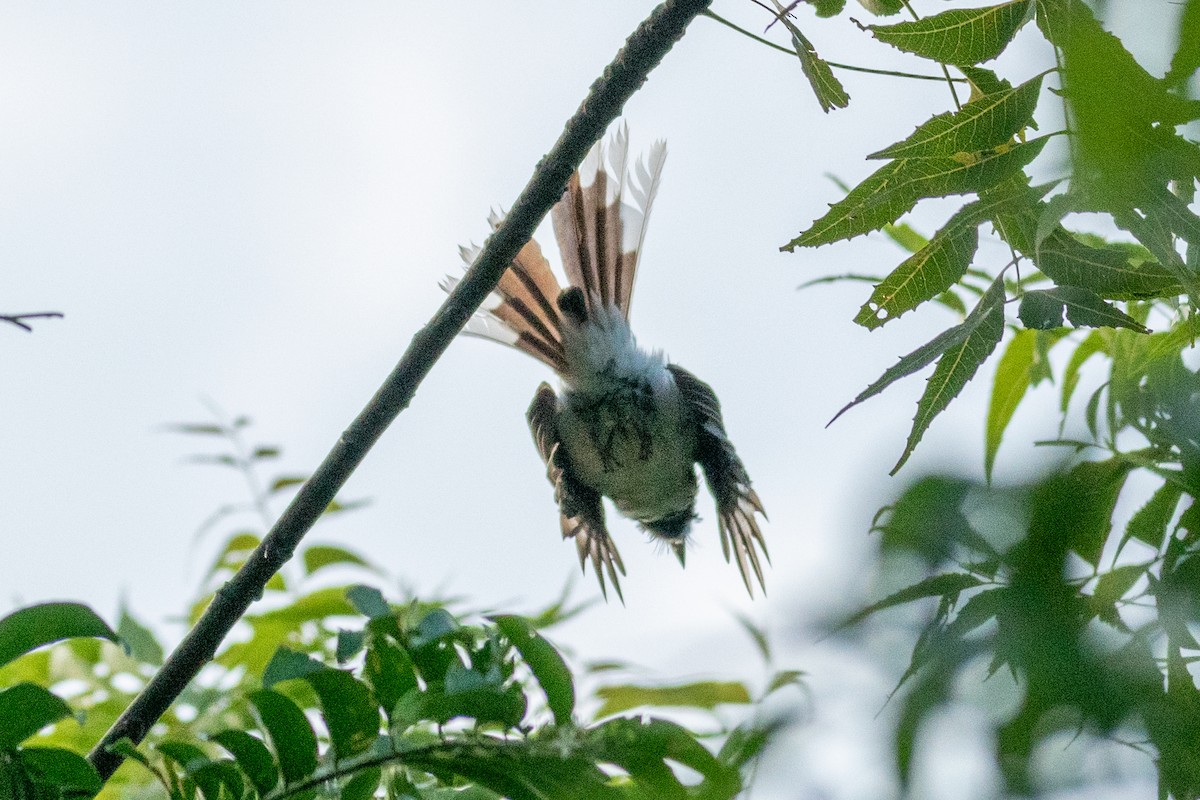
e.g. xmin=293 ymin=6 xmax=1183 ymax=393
xmin=249 ymin=689 xmax=318 ymax=784
xmin=302 ymin=545 xmax=373 ymax=577
xmin=210 ymin=729 xmax=279 ymax=797
xmin=772 ymin=2 xmax=850 ymax=112
xmin=0 ymin=602 xmax=118 ymax=669
xmin=305 ymin=669 xmax=381 ymax=758
xmin=787 ymin=137 xmax=1047 ymax=249
xmin=986 ymin=329 xmax=1036 ymax=481
xmin=18 ymin=747 xmax=102 ymax=795
xmin=492 ymin=615 xmax=575 ymax=725
xmin=1054 ymin=287 xmax=1149 ymax=332
xmin=854 ymin=211 xmax=979 ymax=329
xmin=594 ymin=681 xmax=751 ymax=718
xmin=842 ymin=573 xmax=982 ymax=629
xmin=0 ymin=684 xmax=72 ymax=748
xmin=869 ymin=0 xmax=1033 ymax=64
xmin=894 ymin=274 xmax=1009 ymax=473
xmin=870 ymin=72 xmax=1043 ymax=160
xmin=1123 ymin=480 xmax=1183 ymax=554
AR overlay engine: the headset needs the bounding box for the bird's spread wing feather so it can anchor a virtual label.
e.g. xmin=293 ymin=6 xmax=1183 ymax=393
xmin=667 ymin=364 xmax=769 ymax=596
xmin=527 ymin=382 xmax=626 ymax=601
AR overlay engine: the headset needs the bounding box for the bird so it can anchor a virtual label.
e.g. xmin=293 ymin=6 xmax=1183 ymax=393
xmin=444 ymin=127 xmax=767 ymax=600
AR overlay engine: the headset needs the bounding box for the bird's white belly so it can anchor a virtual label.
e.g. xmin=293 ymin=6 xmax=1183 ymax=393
xmin=557 ymin=385 xmax=697 ymax=524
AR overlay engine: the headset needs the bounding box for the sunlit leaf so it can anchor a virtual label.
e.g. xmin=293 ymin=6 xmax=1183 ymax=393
xmin=302 ymin=545 xmax=374 ymax=577
xmin=986 ymin=329 xmax=1035 ymax=481
xmin=594 ymin=681 xmax=751 ymax=718
xmin=1060 ymin=331 xmax=1108 ymax=414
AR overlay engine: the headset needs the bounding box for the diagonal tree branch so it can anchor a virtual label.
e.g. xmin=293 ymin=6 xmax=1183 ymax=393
xmin=88 ymin=0 xmax=713 ymax=781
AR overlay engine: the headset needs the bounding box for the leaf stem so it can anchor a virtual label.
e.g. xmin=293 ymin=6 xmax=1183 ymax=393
xmin=701 ymin=9 xmax=964 ymax=82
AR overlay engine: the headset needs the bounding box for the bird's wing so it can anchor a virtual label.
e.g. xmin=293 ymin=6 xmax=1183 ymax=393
xmin=667 ymin=364 xmax=769 ymax=596
xmin=527 ymin=382 xmax=626 ymax=601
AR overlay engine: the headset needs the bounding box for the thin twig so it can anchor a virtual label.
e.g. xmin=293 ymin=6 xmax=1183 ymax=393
xmin=1 ymin=311 xmax=63 ymax=332
xmin=703 ymin=9 xmax=964 ymax=82
xmin=86 ymin=0 xmax=714 ymax=782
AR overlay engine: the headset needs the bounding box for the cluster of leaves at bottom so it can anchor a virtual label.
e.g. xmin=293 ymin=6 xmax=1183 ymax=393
xmin=0 ymin=586 xmax=770 ymax=800
xmin=849 ymin=461 xmax=1200 ymax=798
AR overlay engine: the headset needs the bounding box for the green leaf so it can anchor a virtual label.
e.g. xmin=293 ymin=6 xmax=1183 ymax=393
xmin=986 ymin=329 xmax=1036 ymax=481
xmin=768 ymin=1 xmax=849 ymax=112
xmin=593 ymin=717 xmax=740 ymax=796
xmin=842 ymin=573 xmax=983 ymax=628
xmin=305 ymin=669 xmax=381 ymax=759
xmin=492 ymin=615 xmax=575 ymax=725
xmin=0 ymin=602 xmax=118 ymax=669
xmin=117 ymin=606 xmax=164 ymax=666
xmin=270 ymin=475 xmax=307 ymax=493
xmin=593 ymin=681 xmax=751 ymax=718
xmin=249 ymin=689 xmax=318 ymax=784
xmin=1123 ymin=480 xmax=1183 ymax=554
xmin=883 ymin=221 xmax=928 ymax=252
xmin=210 ymin=729 xmax=280 ymax=797
xmin=190 ymin=759 xmax=249 ymax=800
xmin=869 ymin=0 xmax=1033 ymax=64
xmin=302 ymin=545 xmax=374 ymax=576
xmin=364 ymin=636 xmax=417 ymax=722
xmin=346 ymin=585 xmax=392 ymax=619
xmin=156 ymin=740 xmax=210 ymax=772
xmin=1091 ymin=564 xmax=1146 ymax=608
xmin=957 ymin=65 xmax=1014 ymax=99
xmin=17 ymin=747 xmax=103 ymax=795
xmin=856 ymin=0 xmax=903 ymax=14
xmin=0 ymin=684 xmax=72 ymax=747
xmin=894 ymin=274 xmax=1009 ymax=473
xmin=342 ymin=766 xmax=382 ymax=800
xmin=786 ymin=137 xmax=1047 ymax=248
xmin=1060 ymin=330 xmax=1107 ymax=414
xmin=810 ymin=0 xmax=846 ymax=18
xmin=262 ymin=646 xmax=327 ymax=689
xmin=854 ymin=208 xmax=979 ymax=329
xmin=1166 ymin=0 xmax=1200 ymax=88
xmin=1029 ymin=459 xmax=1134 ymax=568
xmin=878 ymin=477 xmax=979 ymax=564
xmin=1019 ymin=287 xmax=1149 ymax=333
xmin=869 ymin=72 xmax=1044 ymax=160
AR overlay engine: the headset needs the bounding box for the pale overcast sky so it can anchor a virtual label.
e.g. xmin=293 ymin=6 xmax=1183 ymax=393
xmin=1 ymin=2 xmax=1182 ymax=798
